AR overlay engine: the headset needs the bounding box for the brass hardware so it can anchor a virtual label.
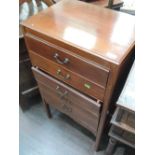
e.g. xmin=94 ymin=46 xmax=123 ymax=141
xmin=65 ymin=74 xmax=70 ymax=79
xmin=84 ymin=83 xmax=91 ymax=89
xmin=54 ymin=53 xmax=69 ymax=64
xmin=56 ymin=69 xmax=70 ymax=80
xmin=56 ymin=86 xmax=68 ymax=99
xmin=57 ymin=69 xmax=61 ymax=75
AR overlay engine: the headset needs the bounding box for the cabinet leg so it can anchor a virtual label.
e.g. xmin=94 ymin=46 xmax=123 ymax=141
xmin=94 ymin=106 xmax=108 ymax=151
xmin=43 ymin=99 xmax=52 ymax=118
xmin=105 ymin=138 xmax=117 ymax=155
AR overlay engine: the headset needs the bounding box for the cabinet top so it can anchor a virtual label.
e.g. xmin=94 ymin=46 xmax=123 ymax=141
xmin=22 ymin=0 xmax=135 ymax=65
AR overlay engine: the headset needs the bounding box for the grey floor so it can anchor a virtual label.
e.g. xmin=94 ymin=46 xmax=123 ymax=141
xmin=19 ymin=98 xmax=106 ymax=155
xmin=19 ymin=96 xmax=134 ymax=155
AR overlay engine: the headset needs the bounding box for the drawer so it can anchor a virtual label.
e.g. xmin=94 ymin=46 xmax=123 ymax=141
xmin=29 ymin=50 xmax=105 ymax=100
xmin=32 ymin=67 xmax=101 ymax=134
xmin=25 ymin=35 xmax=109 ymax=88
xmin=109 ymin=126 xmax=135 ymax=148
xmin=111 ymin=107 xmax=135 ymax=134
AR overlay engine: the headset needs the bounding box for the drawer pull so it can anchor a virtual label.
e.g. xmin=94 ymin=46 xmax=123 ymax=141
xmin=84 ymin=83 xmax=91 ymax=89
xmin=56 ymin=86 xmax=68 ymax=99
xmin=54 ymin=53 xmax=69 ymax=65
xmin=57 ymin=69 xmax=70 ymax=80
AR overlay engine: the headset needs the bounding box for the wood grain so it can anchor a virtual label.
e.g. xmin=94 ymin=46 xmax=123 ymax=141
xmin=29 ymin=50 xmax=106 ymax=100
xmin=25 ymin=34 xmax=109 ymax=88
xmin=22 ymin=0 xmax=134 ymax=65
xmin=32 ymin=67 xmax=101 ymax=134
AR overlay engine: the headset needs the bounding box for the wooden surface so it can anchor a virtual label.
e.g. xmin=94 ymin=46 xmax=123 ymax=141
xmin=22 ymin=0 xmax=135 ymax=151
xmin=26 ymin=35 xmax=109 ymax=87
xmin=111 ymin=107 xmax=135 ymax=133
xmin=32 ymin=67 xmax=101 ymax=134
xmin=29 ymin=51 xmax=106 ymax=100
xmin=105 ymin=63 xmax=135 ymax=154
xmin=22 ymin=0 xmax=135 ymax=65
xmin=109 ymin=126 xmax=135 ymax=148
xmin=42 ymin=0 xmax=54 ymax=6
xmin=117 ymin=62 xmax=135 ymax=111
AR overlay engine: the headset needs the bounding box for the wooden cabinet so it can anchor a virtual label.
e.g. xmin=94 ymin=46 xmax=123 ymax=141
xmin=105 ymin=63 xmax=135 ymax=155
xmin=21 ymin=0 xmax=135 ymax=151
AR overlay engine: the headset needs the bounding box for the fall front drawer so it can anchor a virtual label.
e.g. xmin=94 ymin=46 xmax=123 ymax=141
xmin=25 ymin=35 xmax=109 ymax=88
xmin=29 ymin=50 xmax=105 ymax=100
xmin=32 ymin=67 xmax=101 ymax=134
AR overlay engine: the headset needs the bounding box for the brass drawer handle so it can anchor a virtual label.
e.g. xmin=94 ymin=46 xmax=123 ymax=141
xmin=56 ymin=69 xmax=70 ymax=80
xmin=56 ymin=86 xmax=68 ymax=99
xmin=54 ymin=53 xmax=69 ymax=65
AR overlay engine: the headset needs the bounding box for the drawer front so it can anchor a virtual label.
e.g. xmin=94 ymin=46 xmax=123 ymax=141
xmin=109 ymin=126 xmax=135 ymax=148
xmin=26 ymin=35 xmax=109 ymax=88
xmin=32 ymin=67 xmax=101 ymax=134
xmin=111 ymin=107 xmax=135 ymax=134
xmin=29 ymin=51 xmax=105 ymax=100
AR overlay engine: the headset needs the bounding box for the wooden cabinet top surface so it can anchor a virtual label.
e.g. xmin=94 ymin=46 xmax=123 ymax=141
xmin=22 ymin=0 xmax=135 ymax=65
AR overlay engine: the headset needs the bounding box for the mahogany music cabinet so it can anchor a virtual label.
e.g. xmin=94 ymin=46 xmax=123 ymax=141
xmin=21 ymin=0 xmax=135 ymax=151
